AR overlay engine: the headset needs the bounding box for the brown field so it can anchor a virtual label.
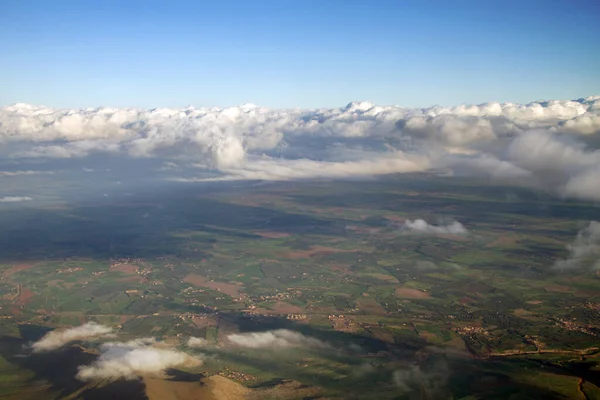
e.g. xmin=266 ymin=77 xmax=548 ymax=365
xmin=526 ymin=300 xmax=543 ymax=305
xmin=16 ymin=287 xmax=34 ymax=306
xmin=118 ymin=276 xmax=147 ymax=284
xmin=119 ymin=315 xmax=136 ymax=324
xmin=355 ymin=298 xmax=388 ymax=315
xmin=384 ymin=215 xmax=406 ymax=222
xmin=204 ymin=375 xmax=250 ymax=400
xmin=437 ymin=234 xmax=470 ymax=242
xmin=284 ymin=245 xmax=357 ymax=259
xmin=419 ymin=331 xmax=438 ymax=342
xmin=395 ymin=287 xmax=431 ymax=299
xmin=183 ymin=274 xmax=245 ymax=298
xmin=192 ymin=315 xmax=218 ymax=329
xmin=57 ymin=311 xmax=81 ymax=317
xmin=366 ymin=273 xmax=399 ymax=283
xmin=444 ymin=336 xmax=470 ymax=353
xmin=2 ymin=263 xmax=35 ymax=278
xmin=248 ymin=380 xmax=323 ymax=400
xmin=329 ymin=316 xmax=363 ymax=333
xmin=545 ymin=284 xmax=572 ymax=293
xmin=144 ymin=375 xmax=250 ymax=400
xmin=256 ymin=301 xmax=305 ymax=315
xmin=330 ymin=263 xmax=352 ymax=274
xmin=458 ymin=296 xmax=477 ymax=305
xmin=110 ymin=264 xmax=139 ymax=274
xmin=513 ymin=308 xmax=534 ymax=317
xmin=485 ymin=235 xmax=520 ymax=248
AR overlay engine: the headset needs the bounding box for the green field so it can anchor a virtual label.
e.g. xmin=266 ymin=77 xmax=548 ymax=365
xmin=0 ymin=175 xmax=599 ymax=399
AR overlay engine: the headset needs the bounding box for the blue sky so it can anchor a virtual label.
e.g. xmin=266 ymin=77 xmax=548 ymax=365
xmin=1 ymin=0 xmax=599 ymax=109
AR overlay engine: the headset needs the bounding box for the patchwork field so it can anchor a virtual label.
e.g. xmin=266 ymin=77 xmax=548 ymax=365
xmin=0 ymin=175 xmax=599 ymax=399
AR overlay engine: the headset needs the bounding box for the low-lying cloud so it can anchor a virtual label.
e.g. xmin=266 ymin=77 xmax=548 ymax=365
xmin=1 ymin=96 xmax=600 ymax=200
xmin=402 ymin=219 xmax=468 ymax=235
xmin=0 ymin=196 xmax=33 ymax=202
xmin=227 ymin=329 xmax=328 ymax=349
xmin=187 ymin=337 xmax=208 ymax=348
xmin=554 ymin=221 xmax=600 ymax=270
xmin=393 ymin=360 xmax=449 ymax=397
xmin=31 ymin=322 xmax=113 ymax=352
xmin=176 ymin=154 xmax=429 ymax=182
xmin=76 ymin=338 xmax=201 ymax=381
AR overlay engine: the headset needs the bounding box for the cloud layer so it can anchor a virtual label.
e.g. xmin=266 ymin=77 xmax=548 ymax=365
xmin=2 ymin=96 xmax=600 ymax=200
xmin=227 ymin=329 xmax=328 ymax=349
xmin=31 ymin=322 xmax=113 ymax=352
xmin=76 ymin=338 xmax=201 ymax=381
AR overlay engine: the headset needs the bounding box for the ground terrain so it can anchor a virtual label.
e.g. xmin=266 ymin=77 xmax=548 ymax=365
xmin=0 ymin=174 xmax=599 ymax=399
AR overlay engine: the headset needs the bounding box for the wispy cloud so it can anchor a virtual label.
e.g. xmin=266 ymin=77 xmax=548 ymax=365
xmin=31 ymin=322 xmax=113 ymax=352
xmin=0 ymin=196 xmax=33 ymax=203
xmin=0 ymin=170 xmax=54 ymax=177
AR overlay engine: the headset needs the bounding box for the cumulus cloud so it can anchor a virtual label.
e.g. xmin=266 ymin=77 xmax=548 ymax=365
xmin=1 ymin=96 xmax=600 ymax=200
xmin=76 ymin=338 xmax=201 ymax=381
xmin=402 ymin=219 xmax=468 ymax=235
xmin=554 ymin=221 xmax=600 ymax=270
xmin=31 ymin=322 xmax=113 ymax=352
xmin=562 ymin=166 xmax=600 ymax=201
xmin=227 ymin=329 xmax=328 ymax=349
xmin=0 ymin=196 xmax=33 ymax=202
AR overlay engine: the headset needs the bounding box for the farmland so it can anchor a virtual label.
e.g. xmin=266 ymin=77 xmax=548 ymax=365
xmin=0 ymin=174 xmax=599 ymax=399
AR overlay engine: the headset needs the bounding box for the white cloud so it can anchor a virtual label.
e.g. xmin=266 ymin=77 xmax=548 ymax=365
xmin=180 ymin=152 xmax=429 ymax=182
xmin=227 ymin=329 xmax=328 ymax=349
xmin=187 ymin=337 xmax=208 ymax=348
xmin=156 ymin=161 xmax=180 ymax=171
xmin=0 ymin=170 xmax=54 ymax=177
xmin=402 ymin=219 xmax=467 ymax=235
xmin=31 ymin=322 xmax=113 ymax=352
xmin=0 ymin=196 xmax=33 ymax=203
xmin=76 ymin=338 xmax=201 ymax=381
xmin=439 ymin=154 xmax=533 ymax=180
xmin=1 ymin=96 xmax=600 ymax=200
xmin=561 ymin=113 xmax=600 ymax=135
xmin=554 ymin=221 xmax=600 ymax=270
xmin=562 ymin=167 xmax=600 ymax=201
xmin=13 ymin=140 xmax=121 ymax=159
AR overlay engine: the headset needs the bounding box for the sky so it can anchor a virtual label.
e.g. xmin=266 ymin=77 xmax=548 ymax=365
xmin=1 ymin=0 xmax=599 ymax=109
